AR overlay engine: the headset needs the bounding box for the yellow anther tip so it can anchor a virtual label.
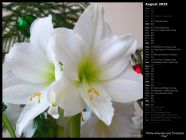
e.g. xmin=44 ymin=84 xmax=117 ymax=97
xmin=29 ymin=92 xmax=41 ymax=103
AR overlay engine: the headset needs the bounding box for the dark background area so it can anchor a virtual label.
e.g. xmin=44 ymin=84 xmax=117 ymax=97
xmin=143 ymin=0 xmax=184 ymax=138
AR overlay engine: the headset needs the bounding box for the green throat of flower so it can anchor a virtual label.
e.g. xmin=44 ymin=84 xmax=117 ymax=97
xmin=78 ymin=58 xmax=100 ymax=84
xmin=46 ymin=64 xmax=56 ymax=82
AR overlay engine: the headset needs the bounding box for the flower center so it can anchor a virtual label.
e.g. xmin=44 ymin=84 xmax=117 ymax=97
xmin=78 ymin=58 xmax=100 ymax=84
xmin=46 ymin=63 xmax=56 ymax=83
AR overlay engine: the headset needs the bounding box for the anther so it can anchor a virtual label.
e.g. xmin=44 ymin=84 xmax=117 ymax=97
xmin=29 ymin=92 xmax=41 ymax=103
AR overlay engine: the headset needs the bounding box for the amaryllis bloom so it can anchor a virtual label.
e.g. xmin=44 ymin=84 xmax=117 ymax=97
xmin=3 ymin=16 xmax=61 ymax=136
xmin=81 ymin=102 xmax=142 ymax=137
xmin=49 ymin=4 xmax=143 ymax=126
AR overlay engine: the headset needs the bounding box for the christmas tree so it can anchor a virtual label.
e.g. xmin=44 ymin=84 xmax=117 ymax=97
xmin=2 ymin=2 xmax=88 ymax=61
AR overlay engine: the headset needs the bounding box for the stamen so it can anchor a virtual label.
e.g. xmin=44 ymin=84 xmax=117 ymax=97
xmin=87 ymin=87 xmax=100 ymax=101
xmin=29 ymin=92 xmax=41 ymax=103
xmin=94 ymin=90 xmax=100 ymax=96
xmin=87 ymin=87 xmax=100 ymax=96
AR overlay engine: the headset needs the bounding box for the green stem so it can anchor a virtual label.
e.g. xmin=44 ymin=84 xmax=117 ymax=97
xmin=70 ymin=113 xmax=81 ymax=138
xmin=2 ymin=113 xmax=16 ymax=138
xmin=56 ymin=124 xmax=64 ymax=137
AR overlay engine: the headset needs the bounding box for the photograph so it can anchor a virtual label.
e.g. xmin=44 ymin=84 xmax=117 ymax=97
xmin=2 ymin=2 xmax=143 ymax=138
xmin=2 ymin=1 xmax=183 ymax=139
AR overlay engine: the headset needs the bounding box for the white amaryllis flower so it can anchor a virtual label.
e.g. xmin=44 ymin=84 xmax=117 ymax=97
xmin=3 ymin=16 xmax=61 ymax=136
xmin=81 ymin=102 xmax=142 ymax=137
xmin=50 ymin=4 xmax=143 ymax=126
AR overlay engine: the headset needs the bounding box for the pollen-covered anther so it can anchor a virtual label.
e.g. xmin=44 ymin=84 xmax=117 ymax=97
xmin=87 ymin=87 xmax=100 ymax=101
xmin=29 ymin=92 xmax=41 ymax=103
xmin=88 ymin=87 xmax=100 ymax=96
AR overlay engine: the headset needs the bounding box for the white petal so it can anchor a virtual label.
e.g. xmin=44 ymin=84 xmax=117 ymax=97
xmin=3 ymin=61 xmax=9 ymax=74
xmin=47 ymin=73 xmax=70 ymax=104
xmin=45 ymin=38 xmax=59 ymax=66
xmin=119 ymin=64 xmax=143 ymax=81
xmin=81 ymin=107 xmax=92 ymax=123
xmin=3 ymin=62 xmax=24 ymax=89
xmin=99 ymin=55 xmax=130 ymax=81
xmin=3 ymin=62 xmax=49 ymax=105
xmin=81 ymin=102 xmax=142 ymax=137
xmin=126 ymin=39 xmax=137 ymax=55
xmin=61 ymin=86 xmax=85 ymax=116
xmin=30 ymin=15 xmax=53 ymax=53
xmin=132 ymin=102 xmax=143 ymax=129
xmin=5 ymin=42 xmax=53 ymax=83
xmin=50 ymin=74 xmax=85 ymax=116
xmin=3 ymin=83 xmax=47 ymax=104
xmin=97 ymin=34 xmax=137 ymax=80
xmin=102 ymin=65 xmax=143 ymax=103
xmin=30 ymin=15 xmax=55 ymax=67
xmin=80 ymin=83 xmax=114 ymax=125
xmin=48 ymin=106 xmax=59 ymax=119
xmin=107 ymin=103 xmax=142 ymax=137
xmin=22 ymin=120 xmax=36 ymax=138
xmin=54 ymin=28 xmax=87 ymax=80
xmin=16 ymin=100 xmax=49 ymax=136
xmin=54 ymin=58 xmax=62 ymax=81
xmin=74 ymin=4 xmax=112 ymax=47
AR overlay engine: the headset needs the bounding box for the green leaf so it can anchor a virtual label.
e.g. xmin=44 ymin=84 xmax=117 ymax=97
xmin=2 ymin=113 xmax=16 ymax=138
xmin=33 ymin=113 xmax=57 ymax=138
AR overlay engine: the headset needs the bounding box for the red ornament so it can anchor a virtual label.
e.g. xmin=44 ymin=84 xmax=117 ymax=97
xmin=133 ymin=64 xmax=142 ymax=74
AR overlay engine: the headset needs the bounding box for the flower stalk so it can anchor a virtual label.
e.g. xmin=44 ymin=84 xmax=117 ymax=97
xmin=70 ymin=113 xmax=81 ymax=138
xmin=56 ymin=125 xmax=64 ymax=137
